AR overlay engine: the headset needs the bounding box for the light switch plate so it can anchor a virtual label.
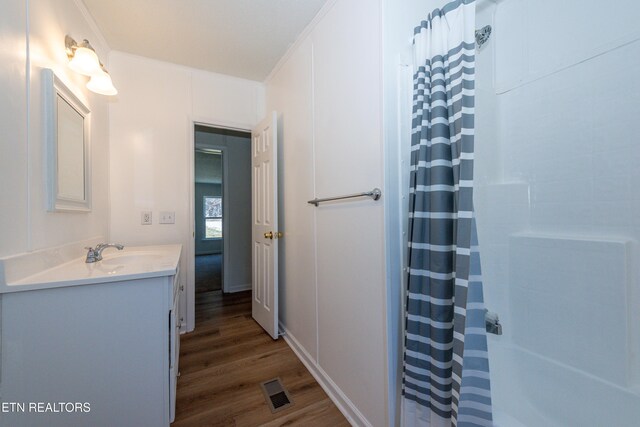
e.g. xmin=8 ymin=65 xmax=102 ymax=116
xmin=141 ymin=211 xmax=152 ymax=225
xmin=159 ymin=211 xmax=175 ymax=224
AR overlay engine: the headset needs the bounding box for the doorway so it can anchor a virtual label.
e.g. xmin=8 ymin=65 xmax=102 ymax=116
xmin=192 ymin=124 xmax=253 ymax=308
xmin=194 ymin=148 xmax=224 ymax=293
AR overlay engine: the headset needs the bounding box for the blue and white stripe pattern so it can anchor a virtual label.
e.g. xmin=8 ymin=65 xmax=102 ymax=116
xmin=402 ymin=1 xmax=493 ymax=426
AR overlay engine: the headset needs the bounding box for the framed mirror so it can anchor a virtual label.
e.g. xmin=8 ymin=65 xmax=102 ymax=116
xmin=43 ymin=68 xmax=91 ymax=212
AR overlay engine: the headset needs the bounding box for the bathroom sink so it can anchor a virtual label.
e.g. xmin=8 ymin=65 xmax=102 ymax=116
xmin=0 ymin=243 xmax=182 ymax=293
xmin=101 ymin=253 xmax=163 ymax=266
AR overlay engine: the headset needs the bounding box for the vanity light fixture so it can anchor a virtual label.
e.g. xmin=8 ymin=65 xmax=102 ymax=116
xmin=86 ymin=68 xmax=117 ymax=96
xmin=65 ymin=35 xmax=118 ymax=96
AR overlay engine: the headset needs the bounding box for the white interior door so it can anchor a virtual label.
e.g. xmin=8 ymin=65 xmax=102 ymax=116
xmin=251 ymin=112 xmax=279 ymax=339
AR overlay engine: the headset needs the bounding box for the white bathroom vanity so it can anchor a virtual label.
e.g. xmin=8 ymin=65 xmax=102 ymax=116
xmin=0 ymin=243 xmax=182 ymax=427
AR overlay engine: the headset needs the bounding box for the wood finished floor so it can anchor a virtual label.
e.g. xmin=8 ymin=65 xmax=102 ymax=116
xmin=172 ymin=290 xmax=349 ymax=427
xmin=195 ymin=254 xmax=222 ymax=293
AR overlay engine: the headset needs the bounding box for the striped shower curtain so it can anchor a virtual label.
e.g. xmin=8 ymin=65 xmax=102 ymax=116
xmin=401 ymin=1 xmax=493 ymax=426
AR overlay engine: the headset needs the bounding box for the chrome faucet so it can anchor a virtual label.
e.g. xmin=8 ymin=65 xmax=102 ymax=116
xmin=85 ymin=243 xmax=124 ymax=263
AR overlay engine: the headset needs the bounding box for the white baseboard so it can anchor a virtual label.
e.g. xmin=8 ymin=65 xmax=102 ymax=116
xmin=279 ymin=322 xmax=372 ymax=427
xmin=226 ymin=283 xmax=251 ymax=293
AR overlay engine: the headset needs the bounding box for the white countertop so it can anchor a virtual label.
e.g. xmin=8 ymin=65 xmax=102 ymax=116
xmin=0 ymin=244 xmax=182 ymax=294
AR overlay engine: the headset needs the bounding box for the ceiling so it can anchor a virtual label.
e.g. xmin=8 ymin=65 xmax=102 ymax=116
xmin=81 ymin=0 xmax=327 ymax=81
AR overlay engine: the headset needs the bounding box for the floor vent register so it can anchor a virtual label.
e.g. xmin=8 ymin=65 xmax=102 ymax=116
xmin=260 ymin=377 xmax=294 ymax=413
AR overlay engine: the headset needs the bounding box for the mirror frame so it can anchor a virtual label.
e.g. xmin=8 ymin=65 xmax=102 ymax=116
xmin=43 ymin=68 xmax=92 ymax=212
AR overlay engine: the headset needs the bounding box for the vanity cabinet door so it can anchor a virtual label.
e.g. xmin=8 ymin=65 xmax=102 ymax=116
xmin=169 ymin=274 xmax=181 ymax=423
xmin=1 ymin=277 xmax=171 ymax=426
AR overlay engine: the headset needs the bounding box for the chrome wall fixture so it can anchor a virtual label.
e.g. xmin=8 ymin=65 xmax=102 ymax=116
xmin=65 ymin=35 xmax=117 ymax=96
xmin=307 ymin=188 xmax=382 ymax=206
xmin=475 ymin=25 xmax=492 ymax=48
xmin=485 ymin=309 xmax=503 ymax=335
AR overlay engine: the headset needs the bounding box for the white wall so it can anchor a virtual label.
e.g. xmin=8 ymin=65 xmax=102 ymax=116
xmin=0 ymin=0 xmax=110 ymax=258
xmin=0 ymin=0 xmax=28 ymax=257
xmin=269 ymin=35 xmax=320 ymax=367
xmin=266 ymin=0 xmax=388 ymax=425
xmin=108 ymin=51 xmax=264 ymax=331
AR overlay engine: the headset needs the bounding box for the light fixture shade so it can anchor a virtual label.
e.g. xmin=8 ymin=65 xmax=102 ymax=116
xmin=86 ymin=70 xmax=118 ymax=96
xmin=68 ymin=46 xmax=101 ymax=76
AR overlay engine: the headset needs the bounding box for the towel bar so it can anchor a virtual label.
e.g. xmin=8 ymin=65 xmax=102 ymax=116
xmin=307 ymin=188 xmax=381 ymax=207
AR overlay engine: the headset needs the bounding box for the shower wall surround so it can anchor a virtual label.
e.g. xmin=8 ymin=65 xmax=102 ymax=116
xmin=473 ymin=0 xmax=640 ymax=425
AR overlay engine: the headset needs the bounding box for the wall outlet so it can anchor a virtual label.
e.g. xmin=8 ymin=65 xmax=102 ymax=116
xmin=141 ymin=211 xmax=152 ymax=225
xmin=159 ymin=211 xmax=175 ymax=224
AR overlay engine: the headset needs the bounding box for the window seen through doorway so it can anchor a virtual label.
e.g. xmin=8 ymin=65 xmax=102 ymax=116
xmin=204 ymin=196 xmax=222 ymax=239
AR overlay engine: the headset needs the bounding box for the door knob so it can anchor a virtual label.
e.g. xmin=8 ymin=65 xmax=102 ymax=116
xmin=264 ymin=231 xmax=283 ymax=239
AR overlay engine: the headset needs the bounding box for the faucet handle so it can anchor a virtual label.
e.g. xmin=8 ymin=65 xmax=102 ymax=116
xmin=85 ymin=247 xmax=98 ymax=263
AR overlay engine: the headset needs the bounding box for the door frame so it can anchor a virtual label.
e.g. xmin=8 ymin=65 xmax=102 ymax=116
xmin=187 ymin=116 xmax=253 ymax=332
